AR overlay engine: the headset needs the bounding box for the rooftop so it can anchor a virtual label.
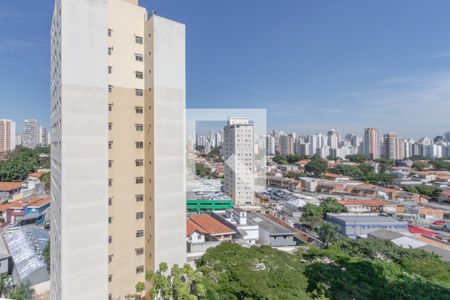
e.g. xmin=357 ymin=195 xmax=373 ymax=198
xmin=0 ymin=182 xmax=22 ymax=191
xmin=247 ymin=213 xmax=294 ymax=236
xmin=367 ymin=229 xmax=404 ymax=240
xmin=338 ymin=199 xmax=388 ymax=206
xmin=188 ymin=214 xmax=236 ymax=236
xmin=328 ymin=214 xmax=407 ymax=224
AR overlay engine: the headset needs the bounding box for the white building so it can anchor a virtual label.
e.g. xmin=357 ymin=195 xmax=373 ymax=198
xmin=266 ymin=135 xmax=275 ymax=156
xmin=223 ymin=118 xmax=255 ymax=206
xmin=22 ymin=119 xmax=40 ymax=149
xmin=0 ymin=119 xmax=16 ymax=153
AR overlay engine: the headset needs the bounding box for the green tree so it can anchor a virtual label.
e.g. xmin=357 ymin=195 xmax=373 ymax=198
xmin=195 ymin=163 xmax=213 ymax=178
xmin=40 ymin=172 xmax=51 ymax=193
xmin=305 ymin=155 xmax=328 ymax=177
xmin=402 ymin=185 xmax=442 ymax=198
xmin=145 ymin=262 xmax=208 ymax=300
xmin=197 ymin=243 xmax=311 ymax=300
xmin=346 ymin=154 xmax=368 ymax=163
xmin=301 ymin=204 xmax=323 ymax=231
xmin=362 ymin=173 xmax=395 ymax=186
xmin=318 ymin=222 xmax=340 ymax=247
xmin=319 ymin=197 xmax=347 ymax=217
xmin=413 ymin=161 xmax=431 ymax=171
xmin=331 ymin=165 xmax=364 ymax=178
xmin=7 ymin=285 xmax=32 ymax=300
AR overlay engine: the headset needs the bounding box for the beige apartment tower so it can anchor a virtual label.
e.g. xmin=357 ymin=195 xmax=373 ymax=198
xmin=51 ymin=0 xmax=186 ymax=299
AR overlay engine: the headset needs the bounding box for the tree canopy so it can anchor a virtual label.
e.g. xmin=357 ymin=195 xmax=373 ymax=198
xmin=0 ymin=146 xmax=49 ymax=181
xmin=142 ymin=240 xmax=450 ymax=300
xmin=305 ymin=155 xmax=328 ymax=177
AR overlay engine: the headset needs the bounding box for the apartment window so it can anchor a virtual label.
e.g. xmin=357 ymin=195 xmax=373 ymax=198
xmin=136 ymin=265 xmax=144 ymax=274
xmin=108 ymin=236 xmax=112 ymax=243
xmin=108 ymin=47 xmax=112 ymax=55
xmin=108 ymin=198 xmax=112 ymax=206
xmin=108 ymin=66 xmax=112 ymax=74
xmin=135 ymin=89 xmax=143 ymax=96
xmin=108 ymin=274 xmax=112 ymax=282
xmin=135 ymin=159 xmax=144 ymax=166
xmin=136 ymin=212 xmax=144 ymax=219
xmin=135 ymin=248 xmax=144 ymax=255
xmin=136 ymin=230 xmax=144 ymax=238
xmin=108 ymin=122 xmax=112 ymax=130
xmin=108 ymin=217 xmax=112 ymax=224
xmin=135 ymin=194 xmax=144 ymax=202
xmin=135 ymin=124 xmax=144 ymax=131
xmin=108 ymin=160 xmax=113 ymax=168
xmin=135 ymin=53 xmax=143 ymax=62
xmin=135 ymin=71 xmax=143 ymax=79
xmin=135 ymin=106 xmax=143 ymax=114
xmin=108 ymin=28 xmax=112 ymax=37
xmin=108 ymin=255 xmax=113 ymax=263
xmin=108 ymin=104 xmax=112 ymax=112
xmin=108 ymin=179 xmax=113 ymax=187
xmin=135 ymin=141 xmax=144 ymax=149
xmin=136 ymin=177 xmax=144 ymax=184
xmin=108 ymin=85 xmax=113 ymax=93
xmin=135 ymin=36 xmax=143 ymax=44
xmin=109 ymin=141 xmax=113 ymax=149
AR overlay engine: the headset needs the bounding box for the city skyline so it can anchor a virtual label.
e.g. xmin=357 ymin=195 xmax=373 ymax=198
xmin=2 ymin=0 xmax=450 ymax=137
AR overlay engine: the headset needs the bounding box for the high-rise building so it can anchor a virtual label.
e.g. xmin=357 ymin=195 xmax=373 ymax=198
xmin=50 ymin=1 xmax=186 ymax=299
xmin=0 ymin=119 xmax=16 ymax=153
xmin=384 ymin=133 xmax=401 ymax=160
xmin=280 ymin=134 xmax=294 ymax=155
xmin=364 ymin=128 xmax=379 ymax=160
xmin=444 ymin=131 xmax=450 ymax=142
xmin=265 ymin=135 xmax=275 ymax=156
xmin=223 ymin=118 xmax=255 ymax=206
xmin=22 ymin=119 xmax=40 ymax=148
xmin=39 ymin=127 xmax=49 ymax=146
xmin=327 ymin=129 xmax=339 ymax=149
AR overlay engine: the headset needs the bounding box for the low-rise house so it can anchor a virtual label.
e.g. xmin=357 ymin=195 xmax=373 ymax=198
xmin=188 ymin=214 xmax=236 ymax=242
xmin=298 ymin=177 xmax=319 ymax=192
xmin=212 ymin=209 xmax=259 ymax=244
xmin=413 ymin=207 xmax=444 ymax=220
xmin=323 ymin=173 xmax=351 ymax=182
xmin=326 ymin=214 xmax=408 ymax=238
xmin=337 ymin=199 xmax=397 ymax=214
xmin=351 ymin=184 xmax=379 ymax=198
xmin=0 ymin=197 xmax=50 ymax=227
xmin=0 ymin=182 xmax=22 ymax=201
xmin=267 ymin=176 xmax=302 ymax=190
xmin=414 ymin=171 xmax=437 ymax=183
xmin=247 ymin=212 xmax=296 ymax=247
xmin=186 ymin=214 xmax=237 ymax=255
xmin=317 ymin=181 xmax=345 ymax=194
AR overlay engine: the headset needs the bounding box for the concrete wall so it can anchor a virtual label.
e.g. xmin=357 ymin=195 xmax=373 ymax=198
xmin=51 ymin=0 xmax=109 ymax=299
xmin=144 ymin=14 xmax=187 ymax=273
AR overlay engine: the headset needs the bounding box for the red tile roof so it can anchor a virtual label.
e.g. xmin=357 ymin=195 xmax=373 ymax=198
xmin=28 ymin=171 xmax=47 ymax=179
xmin=27 ymin=197 xmax=50 ymax=208
xmin=186 ymin=218 xmax=208 ymax=236
xmin=0 ymin=182 xmax=22 ymax=191
xmin=188 ymin=214 xmax=235 ymax=236
xmin=441 ymin=190 xmax=450 ymax=197
xmin=338 ymin=199 xmax=388 ymax=206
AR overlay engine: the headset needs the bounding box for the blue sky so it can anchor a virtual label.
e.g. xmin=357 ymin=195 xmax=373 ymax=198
xmin=1 ymin=0 xmax=450 ymax=138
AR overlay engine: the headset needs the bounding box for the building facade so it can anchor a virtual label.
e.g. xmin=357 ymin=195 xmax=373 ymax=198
xmin=22 ymin=119 xmax=40 ymax=149
xmin=364 ymin=128 xmax=379 ymax=160
xmin=223 ymin=118 xmax=255 ymax=206
xmin=0 ymin=119 xmax=16 ymax=153
xmin=50 ymin=0 xmax=186 ymax=299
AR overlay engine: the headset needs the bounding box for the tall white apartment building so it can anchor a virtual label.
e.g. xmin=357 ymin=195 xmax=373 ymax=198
xmin=0 ymin=119 xmax=16 ymax=153
xmin=22 ymin=119 xmax=40 ymax=148
xmin=223 ymin=118 xmax=255 ymax=206
xmin=280 ymin=134 xmax=294 ymax=155
xmin=327 ymin=129 xmax=339 ymax=149
xmin=50 ymin=0 xmax=186 ymax=299
xmin=266 ymin=135 xmax=275 ymax=156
